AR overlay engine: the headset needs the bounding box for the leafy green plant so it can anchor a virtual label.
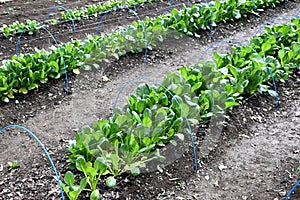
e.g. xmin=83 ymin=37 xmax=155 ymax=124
xmin=67 ymin=18 xmax=300 ymax=171
xmin=1 ymin=20 xmax=40 ymax=37
xmin=1 ymin=1 xmax=299 ymax=199
xmin=7 ymin=160 xmax=20 ymax=172
xmin=61 ymin=157 xmax=106 ymax=200
xmin=60 ymin=171 xmax=87 ymax=200
xmin=96 ymin=138 xmax=164 ymax=177
xmin=67 ymin=16 xmax=300 ymax=174
xmin=75 ymin=156 xmax=107 ymax=192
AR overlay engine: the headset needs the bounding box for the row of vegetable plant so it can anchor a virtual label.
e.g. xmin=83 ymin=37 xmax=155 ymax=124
xmin=0 ymin=0 xmax=293 ymax=103
xmin=0 ymin=0 xmax=157 ymax=38
xmin=60 ymin=0 xmax=157 ymax=21
xmin=62 ymin=18 xmax=300 ymax=199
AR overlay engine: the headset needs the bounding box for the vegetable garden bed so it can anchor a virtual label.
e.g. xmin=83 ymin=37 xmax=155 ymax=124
xmin=0 ymin=0 xmax=300 ymax=199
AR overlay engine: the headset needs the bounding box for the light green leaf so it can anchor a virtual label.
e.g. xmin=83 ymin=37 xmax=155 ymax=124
xmin=64 ymin=171 xmax=75 ymax=187
xmin=106 ymin=176 xmax=116 ymax=188
xmin=130 ymin=166 xmax=140 ymax=176
xmin=19 ymin=87 xmax=28 ymax=94
xmin=261 ymin=42 xmax=271 ymax=53
xmin=90 ymin=189 xmax=101 ymax=200
xmin=176 ymin=133 xmax=184 ymax=141
xmin=225 ymin=101 xmax=239 ymax=109
xmin=1 ymin=96 xmax=9 ymax=103
xmin=76 ymin=157 xmax=87 ymax=173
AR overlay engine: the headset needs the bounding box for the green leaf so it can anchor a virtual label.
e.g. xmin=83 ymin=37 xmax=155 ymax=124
xmin=218 ymin=67 xmax=228 ymax=75
xmin=292 ymin=42 xmax=300 ymax=54
xmin=170 ymin=139 xmax=177 ymax=146
xmin=201 ymin=112 xmax=214 ymax=119
xmin=79 ymin=178 xmax=88 ymax=190
xmin=233 ymin=9 xmax=241 ymax=19
xmin=110 ymin=154 xmax=120 ymax=171
xmin=94 ymin=157 xmax=107 ymax=175
xmin=138 ymin=144 xmax=155 ymax=153
xmin=130 ymin=166 xmax=140 ymax=176
xmin=228 ymin=64 xmax=239 ymax=80
xmin=142 ymin=137 xmax=151 ymax=146
xmin=49 ymin=61 xmax=59 ymax=72
xmin=267 ymin=90 xmax=277 ymax=97
xmin=76 ymin=157 xmax=87 ymax=173
xmin=142 ymin=108 xmax=152 ymax=128
xmin=106 ymin=176 xmax=116 ymax=188
xmin=28 ymin=83 xmax=39 ymax=90
xmin=92 ymin=63 xmax=100 ymax=70
xmin=136 ymin=84 xmax=150 ymax=97
xmin=0 ymin=87 xmax=8 ymax=92
xmin=225 ymin=101 xmax=239 ymax=109
xmin=19 ymin=87 xmax=28 ymax=94
xmin=132 ymin=111 xmax=142 ymax=123
xmin=128 ymin=95 xmax=137 ymax=108
xmin=261 ymin=42 xmax=271 ymax=53
xmin=176 ymin=133 xmax=184 ymax=141
xmin=64 ymin=171 xmax=75 ymax=187
xmin=191 ymin=82 xmax=202 ymax=93
xmin=296 ymin=166 xmax=300 ymax=174
xmin=49 ymin=73 xmax=61 ymax=79
xmin=125 ymin=35 xmax=136 ymax=42
xmin=115 ymin=115 xmax=128 ymax=126
xmin=7 ymin=93 xmax=15 ymax=99
xmin=1 ymin=96 xmax=9 ymax=103
xmin=174 ymin=84 xmax=183 ymax=95
xmin=112 ymin=53 xmax=119 ymax=60
xmin=135 ymin=100 xmax=147 ymax=114
xmin=90 ymin=189 xmax=101 ymax=200
xmin=159 ymin=94 xmax=169 ymax=106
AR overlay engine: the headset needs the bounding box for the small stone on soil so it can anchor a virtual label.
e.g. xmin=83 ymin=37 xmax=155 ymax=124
xmin=278 ymin=191 xmax=286 ymax=197
xmin=218 ymin=164 xmax=227 ymax=171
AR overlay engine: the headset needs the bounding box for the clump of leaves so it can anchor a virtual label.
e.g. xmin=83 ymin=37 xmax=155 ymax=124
xmin=75 ymin=156 xmax=107 ymax=192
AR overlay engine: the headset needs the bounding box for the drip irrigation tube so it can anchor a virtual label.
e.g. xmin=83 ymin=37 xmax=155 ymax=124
xmin=0 ymin=125 xmax=65 ymax=200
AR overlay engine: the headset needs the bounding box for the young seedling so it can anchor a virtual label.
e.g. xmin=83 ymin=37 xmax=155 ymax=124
xmin=105 ymin=176 xmax=116 ymax=188
xmin=60 ymin=171 xmax=87 ymax=200
xmin=7 ymin=160 xmax=20 ymax=172
xmin=76 ymin=156 xmax=107 ymax=192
